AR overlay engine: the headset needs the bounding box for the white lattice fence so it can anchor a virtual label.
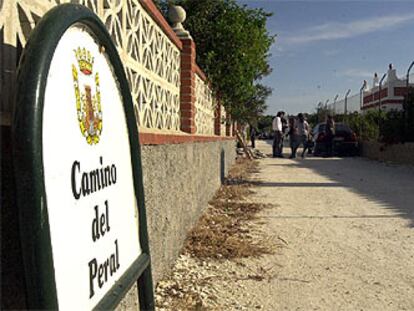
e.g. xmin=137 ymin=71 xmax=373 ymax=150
xmin=194 ymin=73 xmax=215 ymax=135
xmin=1 ymin=0 xmax=181 ymax=131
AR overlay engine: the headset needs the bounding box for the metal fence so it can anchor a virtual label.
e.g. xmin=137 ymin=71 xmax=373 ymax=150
xmin=326 ymin=93 xmax=360 ymax=115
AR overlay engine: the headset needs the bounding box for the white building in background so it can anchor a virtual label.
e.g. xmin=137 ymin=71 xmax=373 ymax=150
xmin=362 ymin=64 xmax=414 ymax=112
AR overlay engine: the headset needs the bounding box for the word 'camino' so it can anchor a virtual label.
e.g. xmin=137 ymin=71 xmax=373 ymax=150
xmin=71 ymin=157 xmax=117 ymax=199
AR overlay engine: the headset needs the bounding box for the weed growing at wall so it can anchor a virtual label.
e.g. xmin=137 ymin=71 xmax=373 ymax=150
xmin=184 ymin=159 xmax=273 ymax=260
xmin=154 ymin=158 xmax=277 ymax=310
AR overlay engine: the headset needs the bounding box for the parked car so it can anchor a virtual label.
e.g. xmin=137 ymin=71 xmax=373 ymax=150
xmin=258 ymin=131 xmax=274 ymax=140
xmin=312 ymin=122 xmax=359 ymax=156
xmin=258 ymin=132 xmax=270 ymax=140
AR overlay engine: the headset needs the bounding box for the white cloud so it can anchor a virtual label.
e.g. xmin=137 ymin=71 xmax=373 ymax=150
xmin=339 ymin=68 xmax=374 ymax=79
xmin=323 ymin=49 xmax=340 ymax=56
xmin=284 ymin=13 xmax=414 ymax=45
xmin=270 ymin=44 xmax=296 ymax=57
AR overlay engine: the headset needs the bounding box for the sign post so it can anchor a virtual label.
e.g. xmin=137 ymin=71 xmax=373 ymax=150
xmin=12 ymin=4 xmax=154 ymax=310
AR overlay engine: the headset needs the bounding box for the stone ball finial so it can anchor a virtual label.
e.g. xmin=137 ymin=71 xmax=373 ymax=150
xmin=168 ymin=5 xmax=191 ymax=38
xmin=168 ymin=5 xmax=186 ymax=25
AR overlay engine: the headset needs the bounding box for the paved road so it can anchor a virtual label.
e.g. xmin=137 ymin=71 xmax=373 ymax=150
xmin=247 ymin=140 xmax=414 ymax=310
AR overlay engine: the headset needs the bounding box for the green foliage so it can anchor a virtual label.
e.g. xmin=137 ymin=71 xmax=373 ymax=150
xmin=153 ymin=0 xmax=167 ymax=14
xmin=314 ymin=103 xmax=330 ymax=124
xmin=237 ymin=84 xmax=271 ymax=124
xmin=157 ymin=0 xmax=275 ymax=122
xmin=257 ymin=114 xmax=273 ymax=133
xmin=403 ymin=87 xmax=414 ymax=140
xmin=315 ymin=111 xmax=382 ymax=142
xmin=306 ymin=113 xmax=320 ymax=129
xmin=347 ymin=110 xmax=381 ymax=141
xmin=379 ymin=110 xmax=401 ymax=143
xmin=306 ymin=87 xmax=414 ymax=143
xmin=311 ymin=102 xmax=414 ymax=144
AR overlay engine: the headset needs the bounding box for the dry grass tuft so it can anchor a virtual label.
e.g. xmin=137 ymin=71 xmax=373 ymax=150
xmin=184 ymin=201 xmax=272 ymax=260
xmin=225 ymin=158 xmax=260 ymax=183
xmin=213 ymin=184 xmax=253 ymax=201
xmin=184 ymin=158 xmax=273 ymax=260
xmin=155 ymin=158 xmax=276 ymax=310
xmin=213 ymin=158 xmax=259 ymax=200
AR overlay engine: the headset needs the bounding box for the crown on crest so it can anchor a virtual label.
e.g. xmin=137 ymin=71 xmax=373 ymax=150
xmin=74 ymin=47 xmax=94 ymax=75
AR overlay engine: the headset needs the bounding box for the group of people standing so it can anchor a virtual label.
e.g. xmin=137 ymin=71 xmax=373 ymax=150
xmin=272 ymin=112 xmax=312 ymax=159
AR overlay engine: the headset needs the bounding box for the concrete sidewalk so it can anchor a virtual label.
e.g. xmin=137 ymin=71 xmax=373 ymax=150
xmin=244 ymin=140 xmax=414 ymax=310
xmin=155 ymin=139 xmax=414 ymax=311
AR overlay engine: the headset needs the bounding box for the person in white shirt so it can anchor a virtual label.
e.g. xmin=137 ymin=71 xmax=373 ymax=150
xmin=272 ymin=111 xmax=284 ymax=157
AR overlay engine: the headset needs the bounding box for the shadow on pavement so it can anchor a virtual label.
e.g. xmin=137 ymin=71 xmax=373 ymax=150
xmin=281 ymin=156 xmax=414 ymax=228
xmin=253 ymin=181 xmax=343 ymax=187
xmin=258 ymin=139 xmax=414 ymax=227
xmin=267 ymin=163 xmax=301 ymax=167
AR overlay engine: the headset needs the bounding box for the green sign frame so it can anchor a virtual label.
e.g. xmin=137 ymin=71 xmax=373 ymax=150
xmin=12 ymin=4 xmax=154 ymax=310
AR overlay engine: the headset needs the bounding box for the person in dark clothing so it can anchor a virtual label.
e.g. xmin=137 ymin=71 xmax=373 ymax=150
xmin=281 ymin=112 xmax=288 ymax=152
xmin=325 ymin=115 xmax=335 ymax=157
xmin=288 ymin=116 xmax=298 ymax=158
xmin=250 ymin=126 xmax=257 ymax=149
xmin=281 ymin=113 xmax=288 ymax=133
xmin=293 ymin=113 xmax=309 ymax=158
xmin=301 ymin=129 xmax=314 ymax=158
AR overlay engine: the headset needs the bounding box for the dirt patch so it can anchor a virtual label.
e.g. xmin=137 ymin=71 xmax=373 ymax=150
xmin=184 ymin=158 xmax=273 ymax=260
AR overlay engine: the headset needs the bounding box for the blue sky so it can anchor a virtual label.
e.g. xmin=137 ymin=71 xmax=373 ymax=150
xmin=237 ymin=0 xmax=414 ymax=115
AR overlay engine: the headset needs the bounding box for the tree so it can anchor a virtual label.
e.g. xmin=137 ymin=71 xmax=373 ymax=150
xmin=238 ymin=84 xmax=271 ymax=124
xmin=315 ymin=102 xmax=329 ymax=124
xmin=257 ymin=114 xmax=273 ymax=133
xmin=156 ymin=0 xmax=275 ymax=122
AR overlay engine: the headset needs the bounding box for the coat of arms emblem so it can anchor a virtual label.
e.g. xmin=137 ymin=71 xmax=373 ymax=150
xmin=72 ymin=47 xmax=102 ymax=145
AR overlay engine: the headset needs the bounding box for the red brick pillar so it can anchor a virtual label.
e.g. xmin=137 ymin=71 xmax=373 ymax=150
xmin=214 ymin=101 xmax=221 ymax=136
xmin=180 ymin=38 xmax=196 ymax=134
